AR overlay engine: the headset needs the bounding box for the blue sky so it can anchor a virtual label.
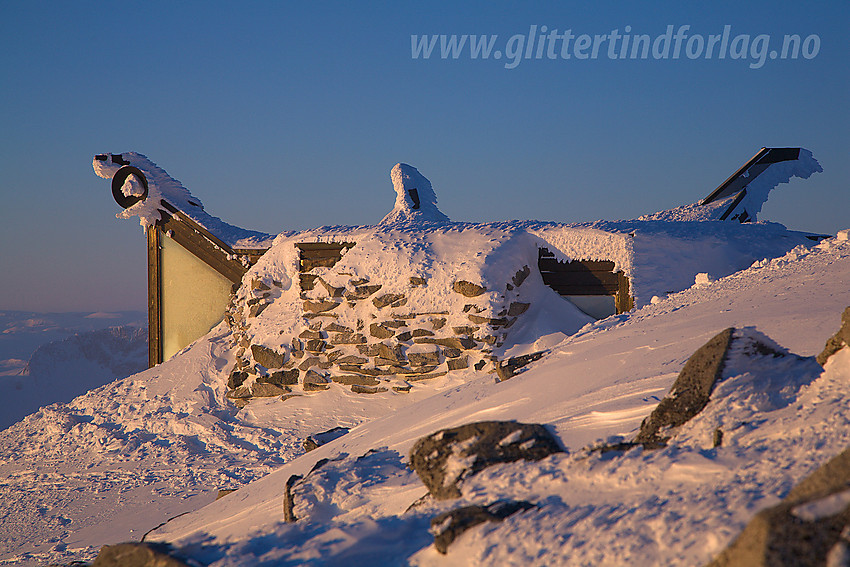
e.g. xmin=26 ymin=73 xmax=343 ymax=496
xmin=1 ymin=1 xmax=847 ymax=312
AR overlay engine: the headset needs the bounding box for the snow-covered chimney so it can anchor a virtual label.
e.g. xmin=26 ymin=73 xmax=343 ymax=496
xmin=380 ymin=163 xmax=450 ymax=225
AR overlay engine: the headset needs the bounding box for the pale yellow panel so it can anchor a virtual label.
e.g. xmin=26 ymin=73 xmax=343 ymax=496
xmin=160 ymin=234 xmax=233 ymax=361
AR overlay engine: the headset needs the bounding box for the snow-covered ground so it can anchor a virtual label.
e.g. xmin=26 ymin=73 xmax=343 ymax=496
xmin=1 ymin=231 xmax=848 ymax=566
xmin=0 ymin=150 xmax=840 ymax=565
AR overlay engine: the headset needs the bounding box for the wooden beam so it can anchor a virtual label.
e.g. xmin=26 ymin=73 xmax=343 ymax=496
xmin=146 ymin=225 xmax=162 ymax=367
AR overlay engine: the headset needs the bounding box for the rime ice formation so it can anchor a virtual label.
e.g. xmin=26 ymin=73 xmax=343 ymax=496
xmin=380 ymin=163 xmax=451 ymax=225
xmin=640 ymin=148 xmax=822 ymax=222
xmin=93 ymin=152 xmax=274 ymax=249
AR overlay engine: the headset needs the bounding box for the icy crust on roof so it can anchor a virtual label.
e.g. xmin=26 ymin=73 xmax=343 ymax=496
xmin=379 ymin=163 xmax=451 ymax=225
xmin=93 ymin=152 xmax=275 ymax=249
xmin=640 ymin=148 xmax=822 ymax=222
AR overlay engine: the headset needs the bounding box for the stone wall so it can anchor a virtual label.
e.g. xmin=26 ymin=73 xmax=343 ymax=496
xmin=223 ymin=249 xmax=536 ymax=405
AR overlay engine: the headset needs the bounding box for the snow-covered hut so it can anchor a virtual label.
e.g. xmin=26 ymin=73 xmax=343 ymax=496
xmin=94 ymin=149 xmax=823 ymax=398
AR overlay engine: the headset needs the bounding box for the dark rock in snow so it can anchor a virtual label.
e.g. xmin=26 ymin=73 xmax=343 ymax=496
xmin=494 ymin=351 xmax=546 ymax=381
xmin=92 ymin=542 xmax=188 ymax=566
xmin=283 ymin=474 xmax=303 ymax=522
xmin=410 ymin=421 xmax=563 ymax=500
xmin=633 ymin=328 xmax=734 ymax=448
xmin=817 ymin=306 xmax=850 ymax=366
xmin=512 ymin=265 xmax=531 ymax=288
xmin=303 ymin=426 xmax=349 ymax=452
xmin=431 ymin=500 xmax=535 ymax=554
xmin=709 ymin=445 xmax=850 ymax=567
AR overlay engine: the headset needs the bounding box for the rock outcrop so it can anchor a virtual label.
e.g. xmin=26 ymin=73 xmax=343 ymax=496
xmin=633 ymin=327 xmax=734 ymax=448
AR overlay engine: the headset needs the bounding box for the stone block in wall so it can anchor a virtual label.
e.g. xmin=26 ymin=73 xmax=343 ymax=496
xmin=452 ymin=326 xmax=478 ymax=336
xmin=258 ymin=368 xmax=299 ymax=386
xmin=508 ymin=302 xmax=530 ymax=316
xmin=369 ymin=323 xmax=395 ymax=339
xmin=303 ymin=300 xmax=340 ymax=313
xmin=376 ymin=343 xmax=406 ymax=364
xmin=304 ymin=339 xmax=327 ymax=353
xmin=448 ymin=356 xmax=469 ymax=371
xmin=452 ymin=281 xmax=487 ymax=297
xmin=335 ymin=355 xmax=368 ymax=365
xmin=409 ymin=350 xmax=441 ymax=367
xmin=410 ymin=277 xmax=427 ymax=286
xmin=373 ymin=293 xmax=408 ymax=309
xmin=300 ymin=273 xmax=318 ymax=291
xmin=250 ymin=345 xmax=286 ymax=369
xmin=332 ymin=375 xmax=381 ymax=386
xmin=319 ymin=279 xmax=345 ymax=298
xmin=415 ymin=337 xmax=476 ymax=350
xmin=393 ymin=382 xmax=412 ymax=392
xmin=251 ymin=383 xmax=290 ymax=397
xmin=299 ymin=329 xmax=325 ymax=340
xmin=228 ymin=369 xmax=248 ymax=389
xmin=357 ymin=344 xmax=382 ymax=357
xmin=330 ymin=332 xmax=367 ymax=345
xmin=512 ymin=265 xmax=531 ymax=288
xmin=337 ymin=365 xmax=387 ymax=376
xmin=345 ymin=284 xmax=383 ymax=301
xmin=351 ymin=384 xmax=389 ymax=394
xmin=299 ymin=357 xmax=321 ymax=370
xmin=303 ymin=370 xmax=330 ymax=391
xmin=395 ymin=331 xmax=413 ymax=342
xmin=325 ymin=322 xmax=353 ymax=333
xmin=443 ymin=347 xmax=462 ymax=358
xmin=431 ymin=318 xmax=447 ymax=330
xmin=407 ymin=371 xmax=449 ymax=382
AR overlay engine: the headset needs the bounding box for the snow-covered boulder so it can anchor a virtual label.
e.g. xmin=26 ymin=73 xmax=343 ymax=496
xmin=409 ymin=421 xmax=563 ymax=500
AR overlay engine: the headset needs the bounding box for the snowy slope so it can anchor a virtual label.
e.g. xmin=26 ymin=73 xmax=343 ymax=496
xmin=130 ymin=233 xmax=848 ymax=565
xmin=2 ymin=232 xmax=845 ymax=566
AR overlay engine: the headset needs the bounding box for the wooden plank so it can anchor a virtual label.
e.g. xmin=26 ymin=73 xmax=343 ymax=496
xmin=538 ymin=259 xmax=616 ymax=272
xmin=297 ymin=242 xmax=356 ymax=272
xmin=544 ymin=284 xmax=622 ymax=295
xmin=300 ymin=248 xmax=353 ymax=260
xmin=158 ymin=212 xmax=246 ymax=284
xmin=295 ymin=242 xmax=356 ymax=250
xmin=146 ymin=226 xmax=162 ymax=367
xmin=615 ymin=271 xmax=634 ymax=313
xmin=539 ymin=271 xmax=621 ymax=288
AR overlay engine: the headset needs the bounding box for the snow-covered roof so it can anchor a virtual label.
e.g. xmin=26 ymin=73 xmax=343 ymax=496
xmin=93 ymin=152 xmax=275 ymax=250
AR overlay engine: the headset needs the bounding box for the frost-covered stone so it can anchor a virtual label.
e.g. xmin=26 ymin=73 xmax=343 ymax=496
xmin=452 ymin=280 xmax=487 ymax=298
xmin=409 ymin=421 xmax=563 ymax=499
xmin=92 ymin=542 xmax=188 ymax=566
xmin=817 ymin=306 xmax=850 ymax=366
xmin=709 ymin=445 xmax=850 ymax=567
xmin=633 ymin=328 xmax=734 ymax=447
xmin=303 ymin=427 xmax=349 ymax=452
xmin=250 ymin=344 xmax=286 ymax=369
xmin=431 ymin=500 xmax=535 ymax=554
